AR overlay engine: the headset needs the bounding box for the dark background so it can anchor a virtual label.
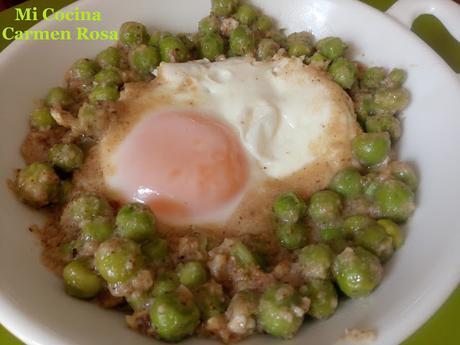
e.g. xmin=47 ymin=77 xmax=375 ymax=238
xmin=0 ymin=0 xmax=26 ymax=11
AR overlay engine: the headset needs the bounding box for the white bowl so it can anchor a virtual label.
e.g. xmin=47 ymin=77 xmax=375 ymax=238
xmin=1 ymin=0 xmax=459 ymax=344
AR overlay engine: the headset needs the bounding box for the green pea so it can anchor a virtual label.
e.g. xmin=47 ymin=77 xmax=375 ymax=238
xmin=329 ymin=168 xmax=363 ymax=198
xmin=159 ymin=35 xmax=190 ymax=63
xmin=89 ymin=85 xmax=119 ymax=103
xmin=199 ymin=32 xmax=225 ymax=61
xmin=256 ymin=38 xmax=280 ymax=61
xmin=69 ymin=58 xmax=99 ymax=83
xmin=195 ymin=282 xmax=226 ymax=320
xmin=63 ymin=260 xmax=103 ymax=299
xmin=95 ymin=238 xmax=143 ymax=284
xmin=361 ymin=67 xmax=386 ymax=89
xmin=365 ymin=114 xmax=401 ymax=141
xmin=115 ymin=203 xmax=156 ymax=242
xmin=199 ymin=15 xmax=221 ymax=34
xmin=372 ymin=88 xmax=410 ymax=115
xmin=81 ymin=217 xmax=113 ymax=242
xmin=388 ymin=161 xmax=418 ymax=191
xmin=94 ymin=68 xmax=123 ymax=86
xmin=75 ymin=103 xmax=107 ymax=138
xmin=16 ymin=162 xmax=59 ymax=207
xmin=127 ymin=292 xmax=152 ymax=311
xmin=352 ymin=224 xmax=394 ymax=261
xmin=178 ymin=33 xmax=198 ymax=52
xmin=150 ymin=291 xmax=200 ymax=341
xmin=275 ymin=222 xmax=308 ymax=250
xmin=30 ymin=107 xmax=57 ymax=131
xmin=300 ymin=279 xmax=338 ymax=319
xmin=229 ymin=25 xmax=256 ymax=56
xmin=152 ymin=271 xmax=179 ymax=297
xmin=287 ymin=32 xmax=313 ymax=57
xmin=343 ymin=215 xmax=376 ymax=238
xmin=384 ymin=68 xmax=407 ymax=88
xmin=46 ymin=87 xmax=73 ymax=108
xmin=48 ymin=143 xmax=84 ymax=173
xmin=361 ymin=173 xmax=382 ymax=198
xmin=256 ymin=15 xmax=273 ymax=32
xmin=332 ymin=247 xmax=383 ymax=298
xmin=298 ymin=244 xmax=334 ymax=280
xmin=328 ymin=57 xmax=357 ymax=89
xmin=61 ymin=194 xmax=112 ymax=229
xmin=354 ymin=92 xmax=374 ymax=124
xmin=129 ymin=45 xmax=160 ymax=75
xmin=119 ymin=21 xmax=148 ymax=48
xmin=315 ymin=37 xmax=347 ymax=60
xmin=259 ymin=284 xmax=306 ymax=339
xmin=266 ymin=30 xmax=287 ymax=47
xmin=309 ymin=52 xmax=330 ymax=70
xmin=97 ymin=46 xmax=122 ymax=68
xmin=307 ymin=190 xmax=342 ymax=224
xmin=148 ymin=31 xmax=172 ymax=47
xmin=149 ymin=31 xmax=162 ymax=47
xmin=142 ymin=238 xmax=168 ymax=262
xmin=178 ymin=261 xmax=208 ymax=288
xmin=230 ymin=240 xmax=258 ymax=267
xmin=211 ymin=0 xmax=238 ymax=17
xmin=273 ymin=192 xmax=307 ymax=224
xmin=377 ymin=219 xmax=404 ymax=249
xmin=352 ymin=132 xmax=390 ymax=166
xmin=319 ymin=226 xmax=344 ymax=242
xmin=374 ymin=179 xmax=415 ymax=222
xmin=234 ymin=4 xmax=258 ymax=25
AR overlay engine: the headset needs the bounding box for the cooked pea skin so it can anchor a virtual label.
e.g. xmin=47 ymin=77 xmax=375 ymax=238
xmin=273 ymin=192 xmax=307 ymax=224
xmin=298 ymin=243 xmax=335 ymax=280
xmin=276 ymin=221 xmax=308 ymax=250
xmin=328 ymin=58 xmax=357 ymax=89
xmin=352 ymin=132 xmax=391 ymax=166
xmin=95 ymin=238 xmax=143 ymax=284
xmin=300 ymin=279 xmax=338 ymax=319
xmin=329 ymin=168 xmax=363 ymax=198
xmin=16 ymin=162 xmax=60 ymax=207
xmin=150 ymin=290 xmax=200 ymax=341
xmin=178 ymin=261 xmax=208 ymax=288
xmin=115 ymin=203 xmax=156 ymax=242
xmin=332 ymin=247 xmax=383 ymax=298
xmin=307 ymin=190 xmax=342 ymax=224
xmin=63 ymin=260 xmax=103 ymax=299
xmin=119 ymin=21 xmax=149 ymax=48
xmin=229 ymin=26 xmax=256 ymax=56
xmin=374 ymin=179 xmax=415 ymax=222
xmin=30 ymin=107 xmax=57 ymax=130
xmin=259 ymin=284 xmax=307 ymax=338
xmin=316 ymin=37 xmax=347 ymax=60
xmin=48 ymin=143 xmax=84 ymax=172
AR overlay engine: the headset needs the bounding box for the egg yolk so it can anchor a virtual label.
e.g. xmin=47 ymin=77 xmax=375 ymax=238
xmin=112 ymin=110 xmax=249 ymax=224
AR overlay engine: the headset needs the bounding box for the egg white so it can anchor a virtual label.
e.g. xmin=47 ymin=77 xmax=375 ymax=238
xmin=97 ymin=56 xmax=359 ymax=230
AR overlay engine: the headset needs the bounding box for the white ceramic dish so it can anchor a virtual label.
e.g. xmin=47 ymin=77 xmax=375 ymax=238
xmin=1 ymin=0 xmax=459 ymax=344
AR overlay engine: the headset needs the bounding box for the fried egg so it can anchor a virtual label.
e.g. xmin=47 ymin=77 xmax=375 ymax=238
xmin=97 ymin=57 xmax=359 ymax=234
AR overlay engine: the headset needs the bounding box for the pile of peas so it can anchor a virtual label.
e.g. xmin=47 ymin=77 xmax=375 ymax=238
xmin=13 ymin=0 xmax=418 ymax=342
